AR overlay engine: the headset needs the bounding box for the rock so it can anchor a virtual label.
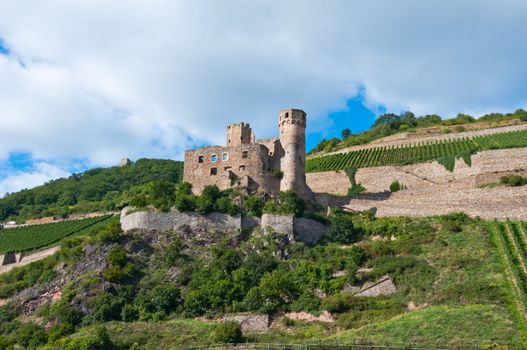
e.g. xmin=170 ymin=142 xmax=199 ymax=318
xmin=221 ymin=314 xmax=270 ymax=333
xmin=342 ymin=284 xmax=361 ymax=293
xmin=284 ymin=311 xmax=334 ymax=323
xmin=332 ymin=271 xmax=346 ymax=278
xmin=356 ymin=275 xmax=396 ymax=297
xmin=313 ymin=289 xmax=327 ymax=299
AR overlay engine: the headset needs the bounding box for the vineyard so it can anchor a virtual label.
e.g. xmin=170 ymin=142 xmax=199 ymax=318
xmin=305 ymin=129 xmax=527 ymax=173
xmin=0 ymin=215 xmax=113 ymax=254
xmin=488 ymin=221 xmax=527 ymax=346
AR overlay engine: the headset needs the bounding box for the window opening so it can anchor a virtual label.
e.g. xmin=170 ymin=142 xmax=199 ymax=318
xmin=210 ymin=167 xmax=218 ymax=176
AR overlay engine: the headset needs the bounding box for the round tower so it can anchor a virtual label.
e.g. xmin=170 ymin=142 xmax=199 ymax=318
xmin=279 ymin=108 xmax=308 ymax=197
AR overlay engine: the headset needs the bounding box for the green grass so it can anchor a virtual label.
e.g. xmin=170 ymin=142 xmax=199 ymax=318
xmin=0 ymin=215 xmax=113 ymax=253
xmin=306 ymin=129 xmax=527 ymax=173
xmin=329 ymin=304 xmax=521 ymax=348
xmin=68 ymin=319 xmax=218 ymax=348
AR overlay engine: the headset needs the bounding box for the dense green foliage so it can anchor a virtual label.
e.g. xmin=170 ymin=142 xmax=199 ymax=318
xmin=0 ymin=158 xmax=183 ymax=223
xmin=310 ymin=108 xmax=527 ymax=154
xmin=0 ymin=215 xmax=113 ymax=253
xmin=306 ymin=129 xmax=527 ymax=173
xmin=0 ymin=214 xmax=523 ymax=348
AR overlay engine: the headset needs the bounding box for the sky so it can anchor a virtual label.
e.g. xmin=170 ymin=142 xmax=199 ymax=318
xmin=0 ymin=0 xmax=526 ymax=196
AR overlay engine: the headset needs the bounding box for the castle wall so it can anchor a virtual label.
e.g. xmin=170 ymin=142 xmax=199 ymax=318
xmin=184 ymin=144 xmax=280 ymax=195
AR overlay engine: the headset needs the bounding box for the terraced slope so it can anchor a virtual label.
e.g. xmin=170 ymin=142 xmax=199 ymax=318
xmin=306 ymin=128 xmax=527 ymax=173
xmin=0 ymin=215 xmax=113 ymax=253
xmin=488 ymin=221 xmax=527 ymax=345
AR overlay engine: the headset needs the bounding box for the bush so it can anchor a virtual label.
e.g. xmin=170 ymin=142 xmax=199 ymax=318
xmin=176 ymin=181 xmax=193 ymax=196
xmin=149 ymin=179 xmax=176 ymax=212
xmin=48 ymin=303 xmax=83 ymax=327
xmin=216 ymin=197 xmax=239 ymax=216
xmin=149 ymin=284 xmax=180 ymax=314
xmin=520 ymin=115 xmax=527 ymax=122
xmin=262 ymin=191 xmax=306 ymax=217
xmin=15 ymin=322 xmax=48 ymax=348
xmin=389 ymin=180 xmax=402 ymax=192
xmin=174 ymin=194 xmax=197 ymax=212
xmin=48 ymin=322 xmax=75 ymax=343
xmin=326 ymin=210 xmax=363 ymax=244
xmin=196 ymin=196 xmax=215 ymax=215
xmin=65 ymin=325 xmax=115 ymax=350
xmin=244 ymin=195 xmax=264 ymax=217
xmin=500 ymin=174 xmax=527 ymax=187
xmin=213 ymin=321 xmax=243 ymax=344
xmin=455 ymin=125 xmax=466 ymax=132
xmin=347 ymin=184 xmax=366 ymax=196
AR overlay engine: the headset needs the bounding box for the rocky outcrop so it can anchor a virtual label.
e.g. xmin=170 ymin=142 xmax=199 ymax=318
xmin=356 ymin=275 xmax=396 ymax=297
xmin=221 ymin=314 xmax=270 ymax=333
xmin=284 ymin=311 xmax=334 ymax=323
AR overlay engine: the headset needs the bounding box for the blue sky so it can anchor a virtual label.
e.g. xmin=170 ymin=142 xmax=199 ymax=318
xmin=0 ymin=1 xmax=526 ymax=196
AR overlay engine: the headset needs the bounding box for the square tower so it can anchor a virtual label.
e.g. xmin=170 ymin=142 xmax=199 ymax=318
xmin=227 ymin=123 xmax=255 ymax=147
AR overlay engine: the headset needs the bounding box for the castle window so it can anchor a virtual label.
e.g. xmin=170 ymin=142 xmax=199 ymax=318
xmin=285 ymin=112 xmax=289 ymax=118
xmin=198 ymin=156 xmax=204 ymax=163
xmin=210 ymin=167 xmax=218 ymax=176
xmin=242 ymin=151 xmax=248 ymax=158
xmin=222 ymin=153 xmax=228 ymax=161
xmin=211 ymin=154 xmax=217 ymax=163
xmin=239 ymin=165 xmax=246 ymax=172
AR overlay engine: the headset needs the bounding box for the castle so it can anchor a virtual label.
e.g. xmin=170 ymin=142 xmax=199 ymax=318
xmin=183 ymin=108 xmax=312 ymax=198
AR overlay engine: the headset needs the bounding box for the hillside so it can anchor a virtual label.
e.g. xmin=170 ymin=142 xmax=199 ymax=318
xmin=0 ymin=158 xmax=183 ymax=224
xmin=0 ymin=212 xmax=525 ymax=349
xmin=309 ymin=109 xmax=527 ymax=156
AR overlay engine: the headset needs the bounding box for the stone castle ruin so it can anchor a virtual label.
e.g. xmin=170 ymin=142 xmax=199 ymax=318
xmin=184 ymin=108 xmax=312 ymax=198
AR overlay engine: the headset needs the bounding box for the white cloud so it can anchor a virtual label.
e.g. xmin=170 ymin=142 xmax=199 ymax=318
xmin=0 ymin=162 xmax=70 ymax=196
xmin=0 ymin=0 xmax=526 ymax=190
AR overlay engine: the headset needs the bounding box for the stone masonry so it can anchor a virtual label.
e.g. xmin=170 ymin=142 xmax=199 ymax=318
xmin=306 ymin=148 xmax=527 ymax=220
xmin=184 ymin=109 xmax=312 ymax=199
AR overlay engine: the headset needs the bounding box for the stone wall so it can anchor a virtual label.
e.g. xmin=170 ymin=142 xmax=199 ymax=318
xmin=120 ymin=209 xmax=243 ymax=233
xmin=307 ymin=148 xmax=527 ymax=194
xmin=261 ymin=214 xmax=329 ymax=244
xmin=184 ymin=143 xmax=280 ymax=195
xmin=0 ymin=247 xmax=60 ymax=275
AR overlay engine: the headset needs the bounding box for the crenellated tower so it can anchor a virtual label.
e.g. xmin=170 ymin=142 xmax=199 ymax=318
xmin=278 ymin=108 xmax=309 ymax=197
xmin=227 ymin=123 xmax=255 ymax=147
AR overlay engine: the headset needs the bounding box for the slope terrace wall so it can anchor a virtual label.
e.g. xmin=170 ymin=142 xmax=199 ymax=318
xmin=306 ymin=148 xmax=527 ymax=194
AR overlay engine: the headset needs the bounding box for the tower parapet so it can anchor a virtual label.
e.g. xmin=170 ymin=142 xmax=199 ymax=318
xmin=227 ymin=123 xmax=255 ymax=147
xmin=279 ymin=109 xmax=309 ymax=197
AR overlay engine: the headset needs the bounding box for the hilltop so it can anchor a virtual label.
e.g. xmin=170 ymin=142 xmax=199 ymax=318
xmin=0 ymin=158 xmax=183 ymax=224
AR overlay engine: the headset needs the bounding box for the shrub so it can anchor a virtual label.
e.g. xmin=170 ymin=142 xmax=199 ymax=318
xmin=89 ymin=292 xmax=126 ymax=322
xmin=455 ymin=125 xmax=466 ymax=132
xmin=165 ymin=239 xmax=184 ymax=265
xmin=96 ymin=221 xmax=122 ymax=243
xmin=326 ymin=210 xmax=363 ymax=244
xmin=107 ymin=247 xmax=128 ymax=267
xmin=272 ymin=168 xmax=284 ymax=179
xmin=347 ymin=184 xmax=366 ymax=196
xmin=174 ymin=194 xmax=197 ymax=212
xmin=213 ymin=321 xmax=243 ymax=344
xmin=520 ymin=115 xmax=527 ymax=122
xmin=149 ymin=284 xmax=180 ymax=314
xmin=244 ymin=195 xmax=265 ymax=217
xmin=216 ymin=197 xmax=239 ymax=216
xmin=120 ymin=304 xmax=139 ymax=322
xmin=130 ymin=195 xmax=148 ymax=208
xmin=202 ymin=185 xmax=221 ymax=202
xmin=65 ymin=325 xmax=115 ymax=350
xmin=15 ymin=322 xmax=48 ymax=348
xmin=176 ymin=181 xmax=193 ymax=196
xmin=48 ymin=303 xmax=83 ymax=327
xmin=263 ymin=191 xmax=306 ymax=217
xmin=389 ymin=180 xmax=402 ymax=192
xmin=500 ymin=174 xmax=527 ymax=187
xmin=149 ymin=179 xmax=176 ymax=212
xmin=48 ymin=322 xmax=75 ymax=343
xmin=196 ymin=196 xmax=215 ymax=215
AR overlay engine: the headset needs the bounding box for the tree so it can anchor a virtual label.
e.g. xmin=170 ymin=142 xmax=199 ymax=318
xmin=341 ymin=128 xmax=352 ymax=140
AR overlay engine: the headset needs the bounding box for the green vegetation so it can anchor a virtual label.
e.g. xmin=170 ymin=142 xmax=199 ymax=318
xmin=0 ymin=158 xmax=183 ymax=223
xmin=0 ymin=213 xmax=522 ymax=349
xmin=0 ymin=215 xmax=113 ymax=253
xmin=306 ymin=129 xmax=527 ymax=173
xmin=389 ymin=180 xmax=402 ymax=192
xmin=487 ymin=221 xmax=527 ymax=346
xmin=500 ymin=174 xmax=527 ymax=187
xmin=310 ymin=108 xmax=527 ymax=154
